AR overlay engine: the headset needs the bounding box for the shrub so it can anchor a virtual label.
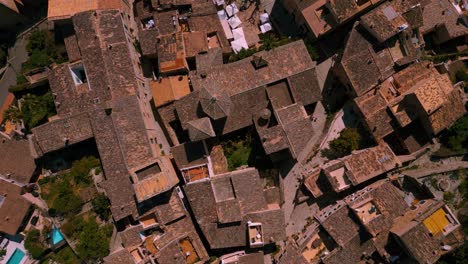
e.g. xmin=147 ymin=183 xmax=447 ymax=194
xmin=38 ymin=177 xmax=51 ymax=186
xmin=228 ymin=48 xmax=257 ymax=62
xmin=304 ymin=39 xmax=320 ymax=61
xmin=50 ymin=246 xmax=81 ymax=264
xmin=437 ymin=242 xmax=468 ymax=264
xmin=16 ymin=73 xmax=27 ymax=85
xmin=443 ymin=192 xmax=455 ymax=203
xmin=8 ymin=82 xmax=30 ymax=93
xmin=0 ymin=249 xmax=6 ymax=257
xmin=48 ymin=208 xmax=56 ymax=217
xmin=2 ymin=104 xmax=22 ymax=123
xmin=24 ymin=229 xmax=47 ymax=259
xmin=0 ymin=45 xmax=6 ymax=67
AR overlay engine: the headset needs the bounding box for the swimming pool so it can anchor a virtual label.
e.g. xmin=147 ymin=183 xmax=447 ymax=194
xmin=6 ymin=248 xmax=25 ymax=264
xmin=51 ymin=226 xmax=65 ymax=245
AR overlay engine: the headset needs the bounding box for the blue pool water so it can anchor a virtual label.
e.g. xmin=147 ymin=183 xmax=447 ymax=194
xmin=6 ymin=248 xmax=25 ymax=264
xmin=51 ymin=227 xmax=65 ymax=245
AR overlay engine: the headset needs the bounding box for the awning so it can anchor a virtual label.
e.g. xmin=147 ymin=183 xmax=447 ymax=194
xmin=228 ymin=15 xmax=242 ymax=29
xmin=260 ymin=23 xmax=273 ymax=34
xmin=231 ymin=38 xmax=249 ymax=53
xmin=217 ymin=10 xmax=227 ymax=20
xmin=260 ymin=13 xmax=269 ymax=24
xmin=232 ymin=27 xmax=245 ymax=40
xmin=215 ymin=0 xmax=225 ymax=6
xmin=226 ymin=3 xmax=239 ymax=17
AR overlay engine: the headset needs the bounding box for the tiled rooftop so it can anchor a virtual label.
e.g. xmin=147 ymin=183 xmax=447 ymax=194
xmin=48 ymin=0 xmax=123 ymax=20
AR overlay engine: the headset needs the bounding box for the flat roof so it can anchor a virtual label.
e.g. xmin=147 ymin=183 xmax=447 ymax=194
xmin=150 ymin=76 xmax=191 ymax=107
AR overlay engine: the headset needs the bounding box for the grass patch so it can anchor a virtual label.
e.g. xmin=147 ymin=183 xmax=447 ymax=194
xmin=221 ymin=129 xmax=273 ymax=171
xmin=40 ymin=246 xmax=80 ymax=264
xmin=221 ymin=129 xmax=277 ymax=184
xmin=222 ymin=133 xmax=253 ymax=171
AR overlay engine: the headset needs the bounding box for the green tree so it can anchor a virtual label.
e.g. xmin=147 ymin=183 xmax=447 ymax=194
xmin=437 ymin=242 xmax=468 ymax=264
xmin=326 ymin=128 xmax=361 ymax=158
xmin=62 ymin=216 xmax=86 ymax=239
xmin=52 ymin=180 xmax=82 ymax=216
xmin=92 ymin=193 xmax=111 ymax=221
xmin=24 ymin=229 xmax=47 ymax=259
xmin=23 ymin=30 xmax=67 ymax=72
xmin=259 ymin=33 xmax=279 ymax=51
xmin=26 ymin=30 xmax=55 ymax=54
xmin=20 ymin=92 xmax=56 ymax=130
xmin=440 ymin=115 xmax=468 ymax=154
xmin=70 ymin=156 xmax=100 ymax=186
xmin=76 ymin=218 xmax=112 ymax=261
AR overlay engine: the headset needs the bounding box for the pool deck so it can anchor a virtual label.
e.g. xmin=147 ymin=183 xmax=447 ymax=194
xmin=3 ymin=235 xmax=29 ymax=264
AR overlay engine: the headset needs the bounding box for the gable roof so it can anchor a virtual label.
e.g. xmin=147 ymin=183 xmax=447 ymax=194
xmin=103 ymin=248 xmax=134 ymax=264
xmin=421 ymin=0 xmax=468 ymax=43
xmin=339 ymin=23 xmax=394 ymax=96
xmin=360 ymin=3 xmax=409 ymax=42
xmin=183 ymin=168 xmax=285 ymax=249
xmin=0 ymin=136 xmax=36 ymax=184
xmin=315 ymin=202 xmax=360 ymax=247
xmin=190 ymin=41 xmax=315 ymax=97
xmin=0 ymin=179 xmax=32 ymax=235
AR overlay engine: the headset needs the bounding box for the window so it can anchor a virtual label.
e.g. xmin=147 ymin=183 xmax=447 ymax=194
xmin=70 ymin=64 xmax=88 ymax=86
